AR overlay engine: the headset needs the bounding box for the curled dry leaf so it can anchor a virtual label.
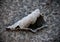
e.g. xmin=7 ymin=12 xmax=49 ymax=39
xmin=6 ymin=9 xmax=47 ymax=32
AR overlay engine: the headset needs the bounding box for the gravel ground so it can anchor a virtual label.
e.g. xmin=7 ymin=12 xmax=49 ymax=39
xmin=0 ymin=0 xmax=60 ymax=42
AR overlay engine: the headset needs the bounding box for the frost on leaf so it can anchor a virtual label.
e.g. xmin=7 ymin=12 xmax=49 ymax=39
xmin=6 ymin=9 xmax=47 ymax=32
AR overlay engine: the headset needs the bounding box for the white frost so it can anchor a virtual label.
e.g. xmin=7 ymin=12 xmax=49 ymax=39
xmin=7 ymin=9 xmax=41 ymax=30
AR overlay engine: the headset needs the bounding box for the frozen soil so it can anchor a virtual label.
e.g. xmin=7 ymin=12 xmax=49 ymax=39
xmin=0 ymin=0 xmax=60 ymax=42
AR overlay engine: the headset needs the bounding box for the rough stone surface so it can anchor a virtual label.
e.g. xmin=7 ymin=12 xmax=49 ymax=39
xmin=0 ymin=0 xmax=60 ymax=42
